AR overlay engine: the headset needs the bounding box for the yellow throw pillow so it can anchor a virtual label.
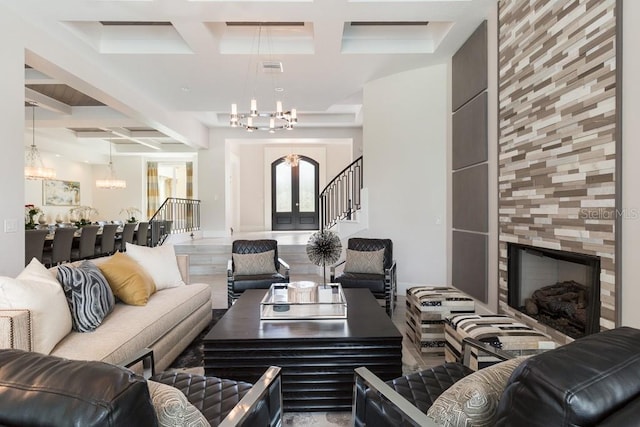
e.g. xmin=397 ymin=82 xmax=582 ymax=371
xmin=98 ymin=252 xmax=156 ymax=306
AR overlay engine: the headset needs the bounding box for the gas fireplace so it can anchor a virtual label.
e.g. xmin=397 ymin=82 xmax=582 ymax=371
xmin=507 ymin=243 xmax=600 ymax=339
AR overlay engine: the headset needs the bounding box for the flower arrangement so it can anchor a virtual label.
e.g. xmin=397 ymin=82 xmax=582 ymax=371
xmin=25 ymin=204 xmax=43 ymax=229
xmin=120 ymin=207 xmax=142 ymax=223
xmin=69 ymin=206 xmax=99 ymax=227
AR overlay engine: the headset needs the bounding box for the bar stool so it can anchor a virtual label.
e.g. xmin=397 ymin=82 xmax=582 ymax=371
xmin=42 ymin=227 xmax=76 ymax=267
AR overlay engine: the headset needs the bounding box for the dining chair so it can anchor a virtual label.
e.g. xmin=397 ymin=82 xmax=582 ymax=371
xmin=71 ymin=225 xmax=100 ymax=261
xmin=95 ymin=223 xmax=119 ymax=256
xmin=116 ymin=222 xmax=137 ymax=252
xmin=135 ymin=222 xmax=150 ymax=247
xmin=42 ymin=227 xmax=77 ymax=268
xmin=24 ymin=229 xmax=49 ymax=266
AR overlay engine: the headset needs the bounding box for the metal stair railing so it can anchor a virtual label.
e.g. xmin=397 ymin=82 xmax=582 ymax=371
xmin=319 ymin=156 xmax=363 ymax=231
xmin=148 ymin=197 xmax=201 ymax=246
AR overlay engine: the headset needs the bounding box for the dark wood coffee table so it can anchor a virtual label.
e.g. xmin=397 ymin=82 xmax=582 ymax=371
xmin=203 ymin=288 xmax=402 ymax=412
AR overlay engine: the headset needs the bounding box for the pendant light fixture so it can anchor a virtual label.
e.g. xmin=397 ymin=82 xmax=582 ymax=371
xmin=96 ymin=134 xmax=126 ymax=189
xmin=229 ymin=23 xmax=298 ymax=132
xmin=284 ymin=153 xmax=300 ymax=167
xmin=24 ymin=102 xmax=56 ymax=180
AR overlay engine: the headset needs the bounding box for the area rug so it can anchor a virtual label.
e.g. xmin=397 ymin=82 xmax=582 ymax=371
xmin=169 ymin=309 xmax=227 ymax=369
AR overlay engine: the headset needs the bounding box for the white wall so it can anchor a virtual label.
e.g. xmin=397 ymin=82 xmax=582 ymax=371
xmin=621 ymin=0 xmax=640 ymax=327
xmin=363 ymin=64 xmax=449 ymax=293
xmin=24 ymin=153 xmax=94 ymax=223
xmin=202 ymin=127 xmax=362 ymax=237
xmin=92 ymin=156 xmax=147 ymax=222
xmin=0 ymin=8 xmax=26 ymax=276
xmin=226 ymin=142 xmax=352 ymax=232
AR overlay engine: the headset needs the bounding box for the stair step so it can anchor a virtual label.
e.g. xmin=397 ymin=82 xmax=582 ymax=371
xmin=174 ymin=240 xmax=320 ymax=276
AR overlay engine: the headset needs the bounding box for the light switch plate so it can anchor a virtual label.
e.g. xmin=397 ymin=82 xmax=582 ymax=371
xmin=4 ymin=219 xmax=18 ymax=233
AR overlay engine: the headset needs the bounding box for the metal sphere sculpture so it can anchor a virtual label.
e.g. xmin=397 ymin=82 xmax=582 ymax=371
xmin=306 ymin=230 xmax=342 ymax=284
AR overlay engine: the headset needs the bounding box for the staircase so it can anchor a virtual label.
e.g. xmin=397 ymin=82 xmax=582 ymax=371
xmin=174 ymin=238 xmax=321 ymax=279
xmin=319 ymin=155 xmax=368 ymax=240
xmin=174 ymin=157 xmax=368 ymax=281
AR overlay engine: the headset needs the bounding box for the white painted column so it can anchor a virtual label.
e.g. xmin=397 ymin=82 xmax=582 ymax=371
xmin=621 ymin=0 xmax=640 ymax=327
xmin=0 ymin=7 xmax=26 ymax=275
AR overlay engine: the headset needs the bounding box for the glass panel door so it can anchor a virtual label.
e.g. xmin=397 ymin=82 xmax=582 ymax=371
xmin=271 ymin=156 xmax=319 ymax=230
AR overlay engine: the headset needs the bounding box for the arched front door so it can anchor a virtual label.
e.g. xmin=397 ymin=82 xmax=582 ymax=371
xmin=271 ymin=156 xmax=319 ymax=230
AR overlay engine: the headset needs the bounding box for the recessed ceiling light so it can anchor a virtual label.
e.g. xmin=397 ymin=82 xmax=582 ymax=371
xmin=275 ymin=87 xmax=284 ymax=92
xmin=181 ymin=86 xmax=191 ymax=92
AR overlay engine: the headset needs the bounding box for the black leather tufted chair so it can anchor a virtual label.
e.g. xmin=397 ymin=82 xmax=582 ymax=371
xmin=227 ymin=239 xmax=290 ymax=307
xmin=151 ymin=367 xmax=282 ymax=427
xmin=330 ymin=238 xmax=396 ymax=316
xmin=353 ymin=338 xmax=512 ymax=427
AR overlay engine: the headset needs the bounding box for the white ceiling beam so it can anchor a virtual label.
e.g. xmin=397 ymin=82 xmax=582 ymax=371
xmin=25 ymin=68 xmax=60 ymax=84
xmin=105 ymin=127 xmax=162 ymax=150
xmin=25 ymin=87 xmax=72 ymax=115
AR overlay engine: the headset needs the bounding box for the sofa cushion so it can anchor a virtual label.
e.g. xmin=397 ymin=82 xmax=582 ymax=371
xmin=496 ymin=327 xmax=640 ymax=426
xmin=99 ymin=252 xmax=156 ymax=305
xmin=125 ymin=243 xmax=186 ymax=290
xmin=50 ymin=282 xmax=211 ymax=366
xmin=427 ymin=357 xmax=525 ymax=427
xmin=0 ymin=348 xmax=157 ymax=427
xmin=344 ymin=248 xmax=384 ymax=274
xmin=0 ymin=259 xmax=72 ymax=354
xmin=148 ymin=379 xmax=209 ymax=427
xmin=56 ymin=261 xmax=115 ymax=332
xmin=233 ymin=250 xmax=277 ymax=275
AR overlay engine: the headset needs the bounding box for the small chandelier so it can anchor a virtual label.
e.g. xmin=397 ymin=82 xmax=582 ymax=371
xmin=96 ymin=135 xmax=126 ymax=189
xmin=229 ymin=24 xmax=298 ymax=133
xmin=24 ymin=103 xmax=56 ymax=180
xmin=230 ymin=101 xmax=297 ymax=133
xmin=284 ymin=153 xmax=300 ymax=167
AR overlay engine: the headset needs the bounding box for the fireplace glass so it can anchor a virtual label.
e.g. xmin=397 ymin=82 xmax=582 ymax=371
xmin=507 ymin=243 xmax=600 ymax=339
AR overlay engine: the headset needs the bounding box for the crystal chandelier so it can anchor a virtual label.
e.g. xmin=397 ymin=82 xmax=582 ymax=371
xmin=96 ymin=135 xmax=126 ymax=189
xmin=24 ymin=103 xmax=56 ymax=180
xmin=229 ymin=24 xmax=298 ymax=133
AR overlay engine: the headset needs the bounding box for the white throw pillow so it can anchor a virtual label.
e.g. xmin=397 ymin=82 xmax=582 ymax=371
xmin=125 ymin=243 xmax=186 ymax=290
xmin=0 ymin=259 xmax=72 ymax=354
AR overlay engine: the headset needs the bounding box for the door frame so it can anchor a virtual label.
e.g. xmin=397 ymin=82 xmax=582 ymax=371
xmin=271 ymin=155 xmax=320 ymax=231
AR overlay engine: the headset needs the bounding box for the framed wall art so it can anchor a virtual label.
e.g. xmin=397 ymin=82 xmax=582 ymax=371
xmin=43 ymin=180 xmax=80 ymax=206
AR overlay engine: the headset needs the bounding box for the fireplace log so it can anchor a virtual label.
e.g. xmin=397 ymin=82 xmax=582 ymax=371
xmin=529 ymin=281 xmax=589 ymax=331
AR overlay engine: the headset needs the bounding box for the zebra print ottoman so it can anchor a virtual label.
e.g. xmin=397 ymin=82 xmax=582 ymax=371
xmin=444 ymin=314 xmax=557 ymax=370
xmin=405 ymin=286 xmax=475 ymax=356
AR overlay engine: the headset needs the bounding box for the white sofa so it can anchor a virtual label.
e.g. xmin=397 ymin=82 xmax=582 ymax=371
xmin=0 ymin=254 xmax=212 ymax=372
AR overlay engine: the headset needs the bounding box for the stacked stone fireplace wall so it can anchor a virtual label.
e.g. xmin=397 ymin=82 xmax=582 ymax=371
xmin=498 ymin=0 xmax=619 ymax=344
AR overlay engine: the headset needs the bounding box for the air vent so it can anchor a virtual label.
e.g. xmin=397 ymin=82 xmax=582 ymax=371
xmin=99 ymin=21 xmax=172 ymax=26
xmin=350 ymin=21 xmax=429 ymax=27
xmin=262 ymin=61 xmax=283 ymax=73
xmin=225 ymin=22 xmax=305 ymax=27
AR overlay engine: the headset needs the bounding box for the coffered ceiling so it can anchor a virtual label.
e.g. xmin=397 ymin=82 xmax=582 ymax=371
xmin=5 ymin=0 xmax=495 ymax=161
